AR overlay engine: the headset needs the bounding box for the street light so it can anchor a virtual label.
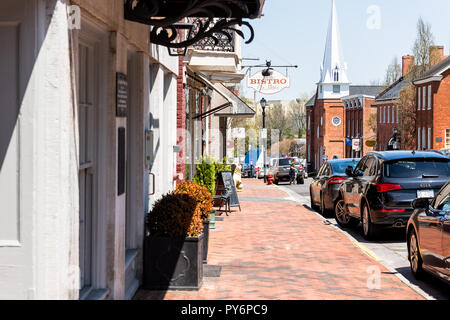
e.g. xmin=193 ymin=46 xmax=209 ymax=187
xmin=260 ymin=98 xmax=268 ymax=182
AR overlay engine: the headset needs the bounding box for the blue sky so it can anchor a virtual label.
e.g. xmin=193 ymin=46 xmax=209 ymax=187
xmin=241 ymin=0 xmax=450 ymax=101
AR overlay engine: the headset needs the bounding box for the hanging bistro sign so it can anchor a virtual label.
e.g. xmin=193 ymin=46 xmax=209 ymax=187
xmin=247 ymin=70 xmax=290 ymax=95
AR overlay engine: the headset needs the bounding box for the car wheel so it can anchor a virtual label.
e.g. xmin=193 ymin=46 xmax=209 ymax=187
xmin=334 ymin=199 xmax=359 ymax=228
xmin=297 ymin=177 xmax=305 ymax=185
xmin=274 ymin=179 xmax=279 ymax=185
xmin=362 ymin=204 xmax=378 ymax=240
xmin=408 ymin=230 xmax=424 ymax=279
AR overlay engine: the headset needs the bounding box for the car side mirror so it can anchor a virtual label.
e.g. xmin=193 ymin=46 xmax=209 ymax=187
xmin=412 ymin=198 xmax=430 ymax=210
xmin=345 ymin=166 xmax=354 ymax=177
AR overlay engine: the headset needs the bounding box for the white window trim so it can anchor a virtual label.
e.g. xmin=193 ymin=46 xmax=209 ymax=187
xmin=383 ymin=106 xmax=386 ymax=123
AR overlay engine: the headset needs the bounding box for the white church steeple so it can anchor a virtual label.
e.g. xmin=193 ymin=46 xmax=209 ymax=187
xmin=318 ymin=0 xmax=350 ymax=99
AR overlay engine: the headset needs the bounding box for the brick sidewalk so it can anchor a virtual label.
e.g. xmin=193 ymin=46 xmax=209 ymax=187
xmin=134 ymin=179 xmax=424 ymax=300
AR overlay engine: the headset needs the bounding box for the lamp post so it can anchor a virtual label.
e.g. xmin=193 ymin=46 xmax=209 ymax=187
xmin=260 ymin=98 xmax=268 ymax=182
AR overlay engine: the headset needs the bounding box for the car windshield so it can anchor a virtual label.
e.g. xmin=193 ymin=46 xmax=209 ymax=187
xmin=331 ymin=161 xmax=358 ymax=174
xmin=384 ymin=159 xmax=450 ymax=178
xmin=278 ymin=159 xmax=293 ymax=166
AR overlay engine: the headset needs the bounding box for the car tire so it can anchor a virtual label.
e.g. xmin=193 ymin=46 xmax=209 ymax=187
xmin=334 ymin=198 xmax=359 ymax=228
xmin=274 ymin=179 xmax=279 ymax=185
xmin=297 ymin=177 xmax=305 ymax=185
xmin=362 ymin=203 xmax=378 ymax=240
xmin=408 ymin=229 xmax=424 ymax=279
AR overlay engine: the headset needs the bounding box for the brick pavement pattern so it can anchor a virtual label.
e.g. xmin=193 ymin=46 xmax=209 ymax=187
xmin=134 ymin=179 xmax=424 ymax=300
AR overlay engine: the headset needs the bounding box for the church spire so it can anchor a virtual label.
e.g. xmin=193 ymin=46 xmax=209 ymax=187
xmin=319 ymin=0 xmax=349 ymax=85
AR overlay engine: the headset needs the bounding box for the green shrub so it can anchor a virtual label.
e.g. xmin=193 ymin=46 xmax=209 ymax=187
xmin=193 ymin=156 xmax=216 ymax=195
xmin=215 ymin=157 xmax=232 ymax=176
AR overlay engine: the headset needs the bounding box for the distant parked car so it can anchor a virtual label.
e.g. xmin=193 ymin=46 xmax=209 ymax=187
xmin=336 ymin=151 xmax=450 ymax=240
xmin=407 ymin=181 xmax=450 ymax=284
xmin=293 ymin=158 xmax=306 ymax=184
xmin=256 ymin=164 xmax=270 ymax=179
xmin=242 ymin=165 xmax=256 ymax=178
xmin=310 ymin=158 xmax=359 ymax=215
xmin=273 ymin=157 xmax=304 ymax=185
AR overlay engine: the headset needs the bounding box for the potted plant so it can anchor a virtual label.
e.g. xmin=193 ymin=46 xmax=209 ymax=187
xmin=143 ymin=192 xmax=204 ymax=290
xmin=175 ymin=182 xmax=213 ymax=264
xmin=193 ymin=156 xmax=216 ymax=195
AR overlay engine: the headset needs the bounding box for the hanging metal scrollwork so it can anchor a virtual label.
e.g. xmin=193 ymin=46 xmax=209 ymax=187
xmin=124 ymin=0 xmax=257 ymax=53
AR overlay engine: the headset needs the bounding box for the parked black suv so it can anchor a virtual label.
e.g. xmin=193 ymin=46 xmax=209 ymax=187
xmin=336 ymin=151 xmax=450 ymax=240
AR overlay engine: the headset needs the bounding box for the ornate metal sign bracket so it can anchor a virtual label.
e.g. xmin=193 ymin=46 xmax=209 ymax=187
xmin=124 ymin=0 xmax=257 ymax=56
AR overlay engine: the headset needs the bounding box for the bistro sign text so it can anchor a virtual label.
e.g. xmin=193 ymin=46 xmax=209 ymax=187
xmin=247 ymin=70 xmax=290 ymax=95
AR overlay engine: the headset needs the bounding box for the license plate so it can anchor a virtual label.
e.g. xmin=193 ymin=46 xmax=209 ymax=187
xmin=417 ymin=190 xmax=434 ymax=198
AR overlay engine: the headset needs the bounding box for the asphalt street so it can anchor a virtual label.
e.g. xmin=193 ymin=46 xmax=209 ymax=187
xmin=273 ymin=177 xmax=450 ymax=300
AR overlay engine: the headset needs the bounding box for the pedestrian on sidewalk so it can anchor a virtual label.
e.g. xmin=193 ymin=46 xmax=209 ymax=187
xmin=289 ymin=163 xmax=297 ymax=185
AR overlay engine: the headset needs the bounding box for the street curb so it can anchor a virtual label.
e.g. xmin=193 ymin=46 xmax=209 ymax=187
xmin=276 ymin=184 xmax=435 ymax=301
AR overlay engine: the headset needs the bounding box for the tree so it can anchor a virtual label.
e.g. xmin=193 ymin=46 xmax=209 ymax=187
xmin=384 ymin=56 xmax=402 ymax=86
xmin=365 ymin=113 xmax=377 ymax=139
xmin=398 ymin=86 xmax=417 ymax=150
xmin=267 ymin=103 xmax=295 ymax=141
xmin=395 ymin=18 xmax=435 ymax=150
xmin=412 ymin=17 xmax=435 ymax=77
xmin=288 ymin=99 xmax=307 ymax=138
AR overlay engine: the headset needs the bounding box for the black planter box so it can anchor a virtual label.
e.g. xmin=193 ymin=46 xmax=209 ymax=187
xmin=143 ymin=233 xmax=204 ymax=291
xmin=202 ymin=220 xmax=210 ymax=264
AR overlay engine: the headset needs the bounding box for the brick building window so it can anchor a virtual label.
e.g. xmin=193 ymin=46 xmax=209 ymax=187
xmin=428 ymin=128 xmax=431 ymax=150
xmin=428 ymin=85 xmax=431 ymax=110
xmin=392 ymin=107 xmax=395 ymax=124
xmin=422 ymin=87 xmax=426 ymax=110
xmin=387 ymin=106 xmax=390 ymax=123
xmin=396 ymin=106 xmax=399 ymax=123
xmin=418 ymin=127 xmax=421 ymax=150
xmin=422 ymin=127 xmax=426 ymax=150
xmin=446 ymin=129 xmax=450 ymax=148
xmin=383 ymin=106 xmax=386 ymax=123
xmin=418 ymin=88 xmax=421 ymax=110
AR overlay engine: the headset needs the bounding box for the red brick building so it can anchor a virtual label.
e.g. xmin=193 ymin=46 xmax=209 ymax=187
xmin=341 ymin=88 xmax=383 ymax=158
xmin=413 ymin=54 xmax=450 ymax=151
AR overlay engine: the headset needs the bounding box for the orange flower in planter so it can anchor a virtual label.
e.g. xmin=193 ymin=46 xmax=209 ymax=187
xmin=175 ymin=181 xmax=213 ymax=221
xmin=146 ymin=193 xmax=203 ymax=238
